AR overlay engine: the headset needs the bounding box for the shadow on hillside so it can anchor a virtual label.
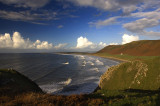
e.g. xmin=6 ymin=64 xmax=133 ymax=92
xmin=124 ymin=89 xmax=160 ymax=105
xmin=103 ymin=89 xmax=160 ymax=105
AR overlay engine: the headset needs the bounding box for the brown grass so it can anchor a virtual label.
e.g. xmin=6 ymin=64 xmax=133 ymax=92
xmin=98 ymin=40 xmax=160 ymax=56
xmin=0 ymin=92 xmax=104 ymax=106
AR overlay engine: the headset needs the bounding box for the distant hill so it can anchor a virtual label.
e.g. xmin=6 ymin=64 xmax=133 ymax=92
xmin=98 ymin=40 xmax=160 ymax=56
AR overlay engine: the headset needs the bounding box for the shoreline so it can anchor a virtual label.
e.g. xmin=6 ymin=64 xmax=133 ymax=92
xmin=55 ymin=52 xmax=125 ymax=94
xmin=57 ymin=52 xmax=128 ymax=63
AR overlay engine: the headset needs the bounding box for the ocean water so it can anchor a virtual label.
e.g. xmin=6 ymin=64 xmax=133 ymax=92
xmin=0 ymin=53 xmax=119 ymax=95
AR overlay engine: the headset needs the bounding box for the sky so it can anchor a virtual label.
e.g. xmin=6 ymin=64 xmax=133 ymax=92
xmin=0 ymin=0 xmax=160 ymax=52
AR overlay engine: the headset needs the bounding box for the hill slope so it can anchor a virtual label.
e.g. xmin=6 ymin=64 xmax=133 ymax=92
xmin=98 ymin=40 xmax=160 ymax=56
xmin=99 ymin=57 xmax=160 ymax=90
xmin=0 ymin=69 xmax=42 ymax=96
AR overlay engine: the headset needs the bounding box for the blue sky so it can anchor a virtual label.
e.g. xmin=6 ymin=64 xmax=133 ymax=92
xmin=0 ymin=0 xmax=160 ymax=52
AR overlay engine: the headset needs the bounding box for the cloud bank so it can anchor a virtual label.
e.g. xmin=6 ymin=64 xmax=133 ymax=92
xmin=0 ymin=32 xmax=67 ymax=52
xmin=0 ymin=32 xmax=53 ymax=49
xmin=67 ymin=0 xmax=160 ymax=14
xmin=0 ymin=32 xmax=140 ymax=52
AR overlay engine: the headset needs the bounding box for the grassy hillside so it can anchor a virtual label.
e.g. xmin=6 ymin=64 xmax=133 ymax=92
xmin=98 ymin=40 xmax=160 ymax=56
xmin=0 ymin=69 xmax=42 ymax=96
xmin=92 ymin=40 xmax=160 ymax=105
xmin=99 ymin=57 xmax=160 ymax=90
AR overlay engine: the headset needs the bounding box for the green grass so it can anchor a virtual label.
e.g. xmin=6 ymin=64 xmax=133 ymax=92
xmin=99 ymin=56 xmax=160 ymax=90
xmin=94 ymin=89 xmax=160 ymax=105
xmin=94 ymin=53 xmax=159 ymax=61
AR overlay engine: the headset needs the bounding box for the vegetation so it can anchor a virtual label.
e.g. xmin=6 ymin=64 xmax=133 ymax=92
xmin=99 ymin=57 xmax=160 ymax=90
xmin=1 ymin=40 xmax=160 ymax=105
xmin=0 ymin=69 xmax=42 ymax=96
xmin=98 ymin=40 xmax=160 ymax=56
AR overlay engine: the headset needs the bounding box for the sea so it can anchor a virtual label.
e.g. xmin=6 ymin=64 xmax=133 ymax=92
xmin=0 ymin=53 xmax=119 ymax=95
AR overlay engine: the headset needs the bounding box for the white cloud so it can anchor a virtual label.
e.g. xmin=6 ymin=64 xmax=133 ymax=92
xmin=0 ymin=33 xmax=13 ymax=48
xmin=34 ymin=40 xmax=53 ymax=49
xmin=0 ymin=32 xmax=53 ymax=49
xmin=54 ymin=43 xmax=67 ymax=49
xmin=74 ymin=36 xmax=106 ymax=51
xmin=76 ymin=36 xmax=93 ymax=48
xmin=122 ymin=34 xmax=139 ymax=44
xmin=109 ymin=43 xmax=118 ymax=45
xmin=0 ymin=0 xmax=50 ymax=9
xmin=89 ymin=17 xmax=118 ymax=28
xmin=99 ymin=42 xmax=107 ymax=47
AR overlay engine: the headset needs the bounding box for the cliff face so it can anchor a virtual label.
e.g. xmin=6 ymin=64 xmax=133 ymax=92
xmin=99 ymin=57 xmax=160 ymax=90
xmin=0 ymin=69 xmax=43 ymax=96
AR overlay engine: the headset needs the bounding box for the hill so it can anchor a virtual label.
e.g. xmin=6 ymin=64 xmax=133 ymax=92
xmin=98 ymin=40 xmax=160 ymax=56
xmin=0 ymin=69 xmax=43 ymax=96
xmin=99 ymin=57 xmax=160 ymax=90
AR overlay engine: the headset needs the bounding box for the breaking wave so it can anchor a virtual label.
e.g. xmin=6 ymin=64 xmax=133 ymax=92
xmin=62 ymin=62 xmax=69 ymax=65
xmin=95 ymin=59 xmax=104 ymax=65
xmin=0 ymin=53 xmax=119 ymax=95
xmin=58 ymin=78 xmax=72 ymax=86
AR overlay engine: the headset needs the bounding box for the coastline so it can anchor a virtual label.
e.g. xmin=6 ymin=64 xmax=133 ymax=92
xmin=57 ymin=52 xmax=128 ymax=63
xmin=56 ymin=52 xmax=125 ymax=94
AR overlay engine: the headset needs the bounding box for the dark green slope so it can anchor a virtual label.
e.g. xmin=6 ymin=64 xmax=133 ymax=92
xmin=0 ymin=69 xmax=42 ymax=96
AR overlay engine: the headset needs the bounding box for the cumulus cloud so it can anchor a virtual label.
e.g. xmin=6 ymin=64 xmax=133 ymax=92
xmin=0 ymin=0 xmax=50 ymax=9
xmin=54 ymin=43 xmax=67 ymax=49
xmin=76 ymin=36 xmax=93 ymax=48
xmin=33 ymin=40 xmax=53 ymax=49
xmin=0 ymin=32 xmax=53 ymax=49
xmin=122 ymin=34 xmax=139 ymax=44
xmin=74 ymin=36 xmax=106 ymax=51
xmin=0 ymin=33 xmax=13 ymax=48
xmin=89 ymin=17 xmax=118 ymax=28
